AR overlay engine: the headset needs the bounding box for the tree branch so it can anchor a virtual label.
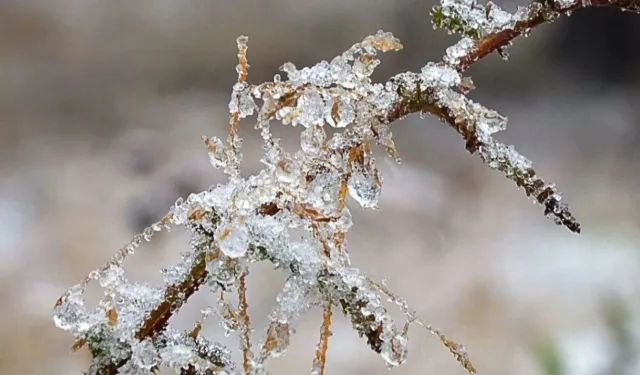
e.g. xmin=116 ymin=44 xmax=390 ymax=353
xmin=382 ymin=0 xmax=638 ymax=234
xmin=456 ymin=0 xmax=640 ymax=72
xmin=55 ymin=1 xmax=640 ymax=374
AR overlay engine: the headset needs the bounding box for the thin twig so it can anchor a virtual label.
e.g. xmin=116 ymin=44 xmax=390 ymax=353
xmin=312 ymin=300 xmax=333 ymax=375
xmin=379 ymin=0 xmax=640 ymax=234
xmin=456 ymin=0 xmax=640 ymax=72
xmin=238 ymin=271 xmax=254 ymax=374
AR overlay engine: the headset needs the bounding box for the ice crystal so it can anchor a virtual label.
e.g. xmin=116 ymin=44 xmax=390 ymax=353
xmin=300 ymin=125 xmax=326 ymax=155
xmin=216 ymin=221 xmax=251 ymax=258
xmin=432 ymin=0 xmax=516 ymax=38
xmin=97 ymin=264 xmax=124 ymax=288
xmin=53 ymin=284 xmax=92 ymax=334
xmin=295 ymin=89 xmax=326 ymax=128
xmin=554 ymin=0 xmax=577 ymax=8
xmin=326 ymin=98 xmax=356 ymax=128
xmin=444 ymin=37 xmax=476 ymax=66
xmin=421 ymin=62 xmax=462 ymax=87
xmin=347 ymin=149 xmax=382 ymax=209
xmin=131 ymin=339 xmax=160 ymax=370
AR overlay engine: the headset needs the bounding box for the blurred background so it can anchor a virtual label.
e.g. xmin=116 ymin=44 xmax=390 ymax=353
xmin=1 ymin=1 xmax=639 ymax=374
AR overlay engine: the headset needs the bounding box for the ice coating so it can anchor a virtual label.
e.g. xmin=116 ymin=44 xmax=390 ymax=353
xmin=51 ymin=0 xmax=601 ymax=372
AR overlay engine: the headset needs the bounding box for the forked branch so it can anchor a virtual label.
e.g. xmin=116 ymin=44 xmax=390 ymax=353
xmin=52 ymin=1 xmax=638 ymax=374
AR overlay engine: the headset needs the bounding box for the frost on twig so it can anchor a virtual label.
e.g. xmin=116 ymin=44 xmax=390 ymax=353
xmin=53 ymin=0 xmax=638 ymax=374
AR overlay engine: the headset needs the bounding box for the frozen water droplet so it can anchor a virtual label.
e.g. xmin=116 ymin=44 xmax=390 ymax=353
xmin=303 ymin=168 xmax=342 ymax=215
xmin=53 ymin=284 xmax=92 ymax=334
xmin=476 ymin=108 xmax=507 ymax=135
xmin=97 ymin=264 xmax=124 ymax=288
xmin=309 ymin=60 xmax=333 ymax=87
xmin=329 ymin=207 xmax=353 ymax=232
xmin=486 ymin=2 xmax=515 ymax=31
xmin=203 ymin=136 xmax=227 ymax=169
xmin=444 ymin=37 xmax=475 ymax=66
xmin=262 ymin=321 xmax=292 ymax=358
xmin=421 ymin=62 xmax=461 ymax=87
xmin=327 ymin=99 xmax=355 ymax=128
xmin=380 ymin=333 xmax=408 ymax=367
xmin=348 ymin=157 xmax=382 ymax=209
xmin=161 ymin=252 xmax=195 ymax=285
xmin=353 ymin=54 xmax=380 ymax=78
xmin=497 ymin=47 xmax=509 ymax=61
xmin=275 ymin=157 xmax=300 ymax=185
xmin=295 ymin=90 xmax=325 ymax=128
xmin=236 ymin=35 xmax=248 ymax=46
xmin=160 ymin=343 xmax=196 ymax=371
xmin=300 ymin=125 xmax=325 ymax=155
xmin=280 ymin=62 xmax=298 ymax=83
xmin=275 ymin=106 xmax=295 ymax=125
xmin=238 ymin=91 xmax=256 ymax=118
xmin=217 ymin=223 xmax=250 ymax=258
xmin=207 ymin=260 xmax=236 ymax=286
xmin=330 ymin=56 xmax=358 ymax=89
xmin=131 ymin=339 xmax=159 ymax=370
xmin=232 ymin=82 xmax=247 ymax=92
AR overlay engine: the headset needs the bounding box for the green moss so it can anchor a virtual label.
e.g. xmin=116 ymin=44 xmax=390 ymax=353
xmin=87 ymin=336 xmax=106 ymax=360
xmin=431 ymin=6 xmax=481 ymax=39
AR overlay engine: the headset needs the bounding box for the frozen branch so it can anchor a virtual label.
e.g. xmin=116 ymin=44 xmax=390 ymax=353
xmin=53 ymin=0 xmax=638 ymax=374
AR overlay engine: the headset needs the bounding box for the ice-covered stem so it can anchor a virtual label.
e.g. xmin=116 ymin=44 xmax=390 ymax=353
xmin=400 ymin=0 xmax=637 ymax=234
xmin=225 ymin=35 xmax=250 ymax=179
xmin=87 ymin=228 xmax=221 ymax=375
xmin=385 ymin=84 xmax=581 ymax=232
xmin=237 ymin=272 xmax=254 ymax=374
xmin=311 ymin=300 xmax=333 ymax=375
xmin=436 ymin=0 xmax=640 ymax=72
xmin=382 ymin=0 xmax=640 ymax=233
xmin=311 ymin=197 xmax=348 ymax=374
xmin=178 ymin=336 xmax=237 ymax=375
xmin=137 ymin=246 xmax=210 ymax=342
xmin=311 ymin=251 xmax=332 ymax=374
xmin=252 ymin=220 xmax=412 ymax=368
